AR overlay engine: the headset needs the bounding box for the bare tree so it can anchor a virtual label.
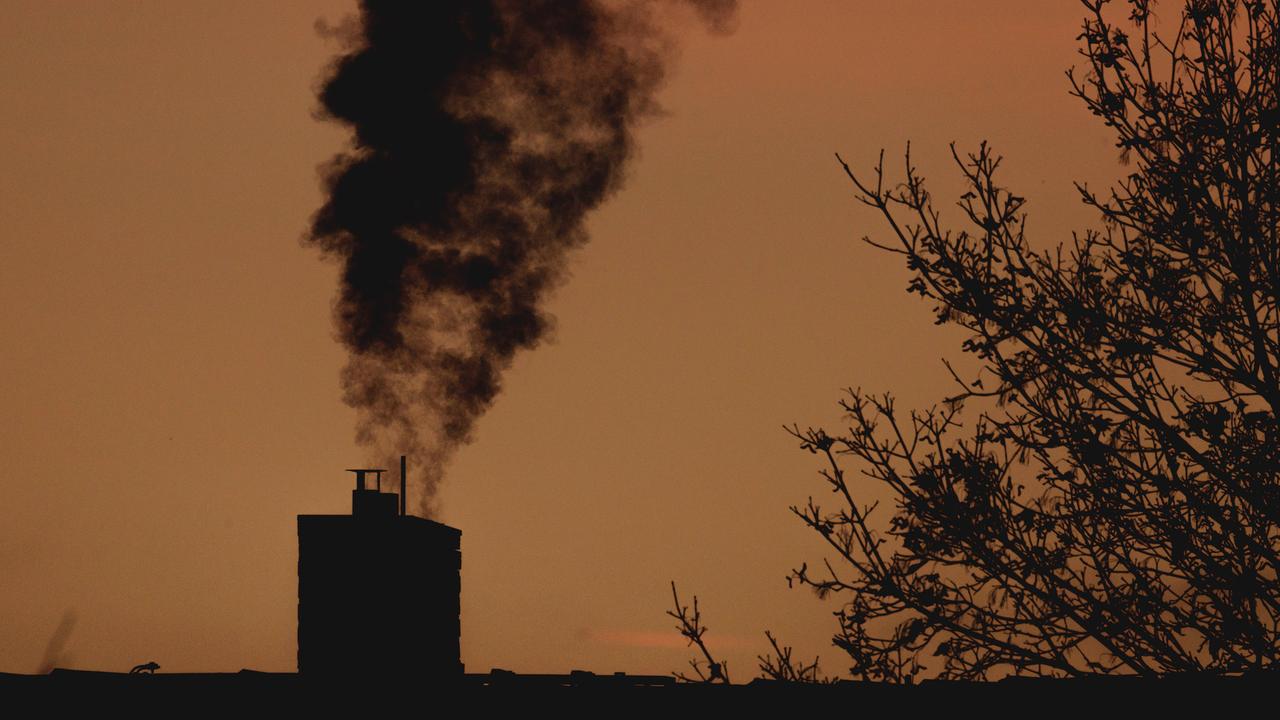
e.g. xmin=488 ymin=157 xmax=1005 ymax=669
xmin=787 ymin=0 xmax=1280 ymax=681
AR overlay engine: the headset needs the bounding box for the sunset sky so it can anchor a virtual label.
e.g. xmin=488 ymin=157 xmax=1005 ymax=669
xmin=1 ymin=1 xmax=1126 ymax=677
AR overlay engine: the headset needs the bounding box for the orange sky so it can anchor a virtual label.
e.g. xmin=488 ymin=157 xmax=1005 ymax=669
xmin=0 ymin=0 xmax=1123 ymax=677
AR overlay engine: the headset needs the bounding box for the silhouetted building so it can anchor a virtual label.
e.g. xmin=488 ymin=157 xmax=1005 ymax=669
xmin=297 ymin=467 xmax=461 ymax=677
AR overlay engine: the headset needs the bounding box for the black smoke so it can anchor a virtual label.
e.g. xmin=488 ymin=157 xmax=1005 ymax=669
xmin=307 ymin=0 xmax=736 ymax=516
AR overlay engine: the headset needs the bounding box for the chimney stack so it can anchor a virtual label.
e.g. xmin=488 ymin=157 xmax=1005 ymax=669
xmin=297 ymin=464 xmax=462 ymax=677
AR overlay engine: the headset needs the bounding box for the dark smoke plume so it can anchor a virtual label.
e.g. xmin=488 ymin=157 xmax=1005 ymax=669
xmin=308 ymin=0 xmax=736 ymax=516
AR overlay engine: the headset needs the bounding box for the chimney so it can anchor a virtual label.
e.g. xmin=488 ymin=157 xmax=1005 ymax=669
xmin=347 ymin=468 xmax=397 ymax=517
xmin=297 ymin=464 xmax=462 ymax=676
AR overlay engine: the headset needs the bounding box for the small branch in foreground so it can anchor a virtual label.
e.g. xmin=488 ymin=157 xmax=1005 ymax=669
xmin=667 ymin=581 xmax=730 ymax=683
xmin=758 ymin=630 xmax=831 ymax=684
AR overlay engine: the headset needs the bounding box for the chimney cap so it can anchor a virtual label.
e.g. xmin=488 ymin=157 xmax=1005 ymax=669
xmin=344 ymin=468 xmax=386 ymax=491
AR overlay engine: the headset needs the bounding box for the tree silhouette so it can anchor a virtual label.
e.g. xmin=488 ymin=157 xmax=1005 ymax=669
xmin=786 ymin=0 xmax=1280 ymax=681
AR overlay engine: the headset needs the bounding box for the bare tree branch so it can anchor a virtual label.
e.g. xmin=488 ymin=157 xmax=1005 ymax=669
xmin=668 ymin=582 xmax=730 ymax=683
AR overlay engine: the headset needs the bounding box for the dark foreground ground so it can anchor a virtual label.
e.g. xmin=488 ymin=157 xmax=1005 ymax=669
xmin=1 ymin=668 xmax=1274 ymax=714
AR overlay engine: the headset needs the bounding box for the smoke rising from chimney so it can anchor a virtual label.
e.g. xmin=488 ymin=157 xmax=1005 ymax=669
xmin=307 ymin=0 xmax=737 ymax=516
